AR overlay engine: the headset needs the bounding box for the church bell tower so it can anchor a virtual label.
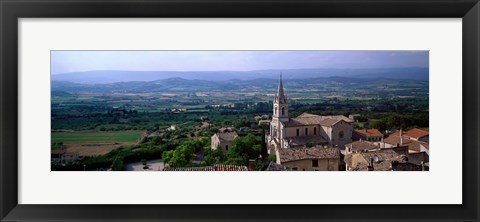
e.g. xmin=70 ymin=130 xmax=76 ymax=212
xmin=269 ymin=73 xmax=289 ymax=151
xmin=273 ymin=73 xmax=289 ymax=122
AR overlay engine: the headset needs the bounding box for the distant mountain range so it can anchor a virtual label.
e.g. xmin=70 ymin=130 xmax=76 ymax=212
xmin=51 ymin=67 xmax=429 ymax=84
xmin=52 ymin=75 xmax=428 ymax=94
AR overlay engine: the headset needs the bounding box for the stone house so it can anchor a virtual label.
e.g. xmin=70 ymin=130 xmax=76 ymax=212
xmin=344 ymin=146 xmax=426 ymax=171
xmin=352 ymin=129 xmax=384 ymax=142
xmin=344 ymin=140 xmax=380 ymax=154
xmin=277 ymin=147 xmax=340 ymax=171
xmin=390 ymin=128 xmax=429 ymax=143
xmin=211 ymin=132 xmax=238 ymax=154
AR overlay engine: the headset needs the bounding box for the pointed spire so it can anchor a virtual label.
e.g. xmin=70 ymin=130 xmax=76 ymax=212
xmin=277 ymin=72 xmax=286 ymax=103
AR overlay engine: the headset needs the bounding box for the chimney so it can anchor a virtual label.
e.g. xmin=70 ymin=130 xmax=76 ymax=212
xmin=400 ymin=129 xmax=403 ymax=145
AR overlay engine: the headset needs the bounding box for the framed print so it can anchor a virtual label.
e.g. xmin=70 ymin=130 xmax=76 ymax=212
xmin=1 ymin=0 xmax=479 ymax=221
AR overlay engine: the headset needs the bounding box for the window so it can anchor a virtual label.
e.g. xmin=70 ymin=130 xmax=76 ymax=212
xmin=314 ymin=127 xmax=317 ymax=135
xmin=296 ymin=128 xmax=300 ymax=136
xmin=305 ymin=128 xmax=308 ymax=135
xmin=281 ymin=107 xmax=285 ymax=115
xmin=339 ymin=131 xmax=344 ymax=139
xmin=225 ymin=145 xmax=228 ymax=151
xmin=312 ymin=160 xmax=319 ymax=167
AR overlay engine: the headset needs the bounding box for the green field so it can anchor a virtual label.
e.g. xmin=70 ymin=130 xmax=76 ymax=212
xmin=51 ymin=131 xmax=143 ymax=143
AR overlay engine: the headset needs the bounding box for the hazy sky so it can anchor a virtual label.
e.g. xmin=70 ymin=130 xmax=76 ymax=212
xmin=51 ymin=51 xmax=429 ymax=75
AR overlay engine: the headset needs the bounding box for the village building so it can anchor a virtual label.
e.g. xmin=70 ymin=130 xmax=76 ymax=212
xmin=218 ymin=127 xmax=234 ymax=133
xmin=344 ymin=139 xmax=380 ymax=154
xmin=211 ymin=131 xmax=238 ymax=154
xmin=166 ymin=125 xmax=177 ymax=131
xmin=352 ymin=129 xmax=384 ymax=142
xmin=383 ymin=130 xmax=429 ymax=154
xmin=277 ymin=147 xmax=340 ymax=171
xmin=344 ymin=147 xmax=426 ymax=171
xmin=390 ymin=128 xmax=429 ymax=143
xmin=267 ymin=75 xmax=353 ymax=158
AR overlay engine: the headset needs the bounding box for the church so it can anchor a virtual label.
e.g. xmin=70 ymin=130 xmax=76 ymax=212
xmin=267 ymin=75 xmax=354 ymax=156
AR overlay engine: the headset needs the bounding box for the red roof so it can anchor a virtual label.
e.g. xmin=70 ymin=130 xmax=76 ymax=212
xmin=355 ymin=129 xmax=383 ymax=137
xmin=391 ymin=128 xmax=429 ymax=139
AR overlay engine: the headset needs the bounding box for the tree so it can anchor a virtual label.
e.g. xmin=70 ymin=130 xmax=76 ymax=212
xmin=162 ymin=141 xmax=197 ymax=167
xmin=201 ymin=147 xmax=224 ymax=166
xmin=225 ymin=134 xmax=262 ymax=165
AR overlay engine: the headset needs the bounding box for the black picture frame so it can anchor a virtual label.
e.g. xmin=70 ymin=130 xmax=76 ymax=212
xmin=1 ymin=0 xmax=479 ymax=221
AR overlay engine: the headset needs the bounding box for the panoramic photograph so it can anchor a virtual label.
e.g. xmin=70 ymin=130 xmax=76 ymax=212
xmin=51 ymin=51 xmax=429 ymax=171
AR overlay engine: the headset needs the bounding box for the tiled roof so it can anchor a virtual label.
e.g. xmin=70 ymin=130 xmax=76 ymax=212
xmin=354 ymin=129 xmax=383 ymax=137
xmin=279 ymin=147 xmax=340 ymax=163
xmin=283 ymin=113 xmax=352 ymax=127
xmin=345 ymin=146 xmax=423 ymax=171
xmin=215 ymin=132 xmax=238 ymax=142
xmin=297 ymin=113 xmax=319 ymax=118
xmin=345 ymin=140 xmax=379 ymax=152
xmin=384 ymin=136 xmax=429 ymax=152
xmin=163 ymin=164 xmax=248 ymax=171
xmin=319 ymin=118 xmax=341 ymax=127
xmin=218 ymin=127 xmax=234 ymax=133
xmin=350 ymin=149 xmax=409 ymax=171
xmin=407 ymin=152 xmax=429 ymax=165
xmin=391 ymin=128 xmax=429 ymax=139
xmin=387 ymin=146 xmax=410 ymax=155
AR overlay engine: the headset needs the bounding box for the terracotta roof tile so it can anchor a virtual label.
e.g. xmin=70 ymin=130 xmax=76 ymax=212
xmin=354 ymin=129 xmax=383 ymax=137
xmin=283 ymin=113 xmax=352 ymax=127
xmin=391 ymin=128 xmax=429 ymax=139
xmin=384 ymin=136 xmax=429 ymax=152
xmin=345 ymin=140 xmax=379 ymax=152
xmin=279 ymin=147 xmax=340 ymax=163
xmin=350 ymin=149 xmax=408 ymax=171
